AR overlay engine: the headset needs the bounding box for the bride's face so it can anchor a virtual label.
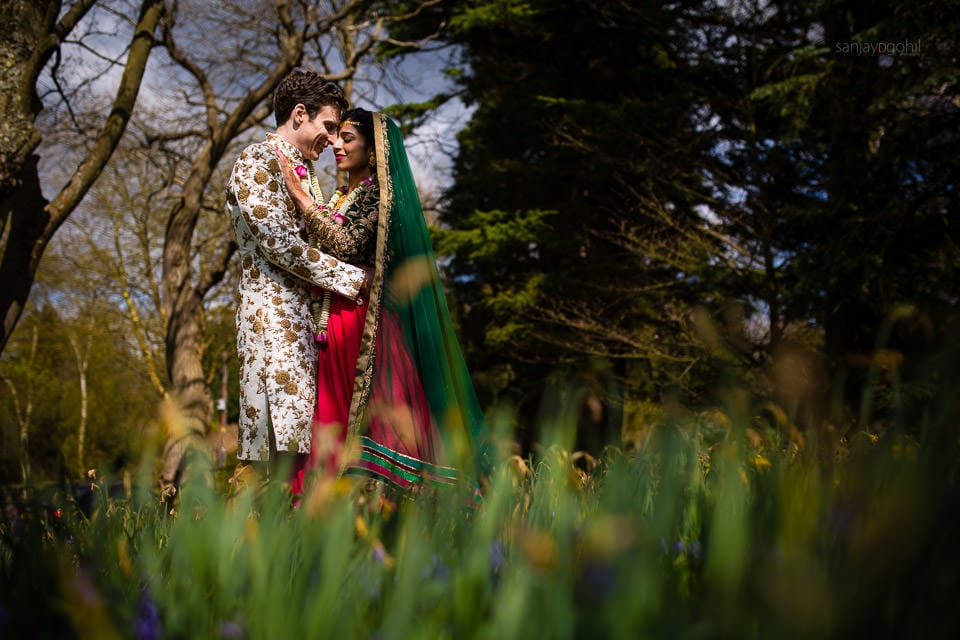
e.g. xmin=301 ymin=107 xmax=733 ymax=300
xmin=333 ymin=124 xmax=371 ymax=175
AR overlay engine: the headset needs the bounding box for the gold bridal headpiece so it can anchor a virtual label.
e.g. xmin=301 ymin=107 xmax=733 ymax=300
xmin=339 ymin=119 xmax=360 ymax=130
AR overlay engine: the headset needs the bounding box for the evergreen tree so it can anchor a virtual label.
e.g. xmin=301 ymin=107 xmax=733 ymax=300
xmin=437 ymin=0 xmax=731 ymax=445
xmin=719 ymin=0 xmax=960 ymax=429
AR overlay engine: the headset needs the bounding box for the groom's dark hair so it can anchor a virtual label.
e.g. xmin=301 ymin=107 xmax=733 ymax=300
xmin=273 ymin=68 xmax=348 ymax=126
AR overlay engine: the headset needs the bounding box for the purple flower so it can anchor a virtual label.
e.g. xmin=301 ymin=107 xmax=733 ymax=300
xmin=424 ymin=553 xmax=451 ymax=582
xmin=134 ymin=589 xmax=162 ymax=640
xmin=218 ymin=620 xmax=246 ymax=639
xmin=489 ymin=541 xmax=507 ymax=573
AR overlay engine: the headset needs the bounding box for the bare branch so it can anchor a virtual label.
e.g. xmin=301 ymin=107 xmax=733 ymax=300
xmin=54 ymin=0 xmax=100 ymax=40
xmin=160 ymin=4 xmax=218 ymax=134
xmin=45 ymin=0 xmax=165 ymax=238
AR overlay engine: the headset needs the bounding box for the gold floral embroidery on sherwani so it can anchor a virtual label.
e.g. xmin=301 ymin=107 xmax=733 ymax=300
xmin=227 ymin=133 xmax=366 ymax=461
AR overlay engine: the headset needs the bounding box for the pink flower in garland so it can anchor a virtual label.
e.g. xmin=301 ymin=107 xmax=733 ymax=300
xmin=333 ymin=213 xmax=347 ymax=225
xmin=294 ymin=164 xmax=308 ymax=178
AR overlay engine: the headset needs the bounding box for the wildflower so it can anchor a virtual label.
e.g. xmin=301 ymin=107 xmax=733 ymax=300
xmin=424 ymin=553 xmax=451 ymax=582
xmin=134 ymin=588 xmax=162 ymax=640
xmin=354 ymin=514 xmax=369 ymax=538
xmin=372 ymin=541 xmax=395 ymax=569
xmin=218 ymin=620 xmax=245 ymax=639
xmin=517 ymin=528 xmax=558 ymax=571
xmin=489 ymin=541 xmax=507 ymax=574
xmin=689 ymin=540 xmax=703 ymax=559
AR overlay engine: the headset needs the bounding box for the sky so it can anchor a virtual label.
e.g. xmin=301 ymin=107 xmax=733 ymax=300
xmin=40 ymin=0 xmax=472 ymax=200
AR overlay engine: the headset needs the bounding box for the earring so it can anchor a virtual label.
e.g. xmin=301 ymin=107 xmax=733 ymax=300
xmin=368 ymin=152 xmax=376 ymax=168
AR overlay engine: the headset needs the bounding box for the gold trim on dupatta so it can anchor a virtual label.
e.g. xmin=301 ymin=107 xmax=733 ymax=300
xmin=341 ymin=112 xmax=393 ymax=468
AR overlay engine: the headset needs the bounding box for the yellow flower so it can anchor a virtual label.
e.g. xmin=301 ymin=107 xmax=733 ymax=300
xmin=751 ymin=453 xmax=772 ymax=471
xmin=517 ymin=528 xmax=558 ymax=571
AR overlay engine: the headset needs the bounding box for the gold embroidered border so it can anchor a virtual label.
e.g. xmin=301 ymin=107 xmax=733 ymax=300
xmin=342 ymin=113 xmax=393 ymax=467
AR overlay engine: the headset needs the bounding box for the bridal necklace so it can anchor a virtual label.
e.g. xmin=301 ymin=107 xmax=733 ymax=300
xmin=326 ymin=176 xmax=373 ymax=221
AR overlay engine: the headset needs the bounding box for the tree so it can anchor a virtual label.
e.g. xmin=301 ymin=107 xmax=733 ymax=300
xmin=1 ymin=0 xmax=456 ymax=490
xmin=65 ymin=322 xmax=92 ymax=472
xmin=435 ymin=0 xmax=960 ymax=452
xmin=435 ymin=0 xmax=732 ymax=447
xmin=18 ymin=232 xmax=161 ymax=479
xmin=0 ymin=326 xmax=39 ymax=488
xmin=0 ymin=0 xmax=164 ymax=354
xmin=714 ymin=0 xmax=960 ymax=429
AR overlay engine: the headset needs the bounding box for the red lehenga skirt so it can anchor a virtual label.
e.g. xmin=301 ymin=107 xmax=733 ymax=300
xmin=306 ymin=292 xmax=368 ymax=477
xmin=299 ymin=290 xmax=452 ymax=493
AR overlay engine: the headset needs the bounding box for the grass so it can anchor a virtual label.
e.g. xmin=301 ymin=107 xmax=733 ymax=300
xmin=1 ymin=403 xmax=959 ymax=639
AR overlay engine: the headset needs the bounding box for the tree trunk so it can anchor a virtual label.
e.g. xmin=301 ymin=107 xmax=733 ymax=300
xmin=68 ymin=331 xmax=90 ymax=474
xmin=1 ymin=326 xmax=37 ymax=491
xmin=159 ymin=142 xmax=230 ymax=493
xmin=0 ymin=0 xmax=55 ymax=202
xmin=0 ymin=0 xmax=162 ymax=354
xmin=159 ymin=286 xmax=211 ymax=489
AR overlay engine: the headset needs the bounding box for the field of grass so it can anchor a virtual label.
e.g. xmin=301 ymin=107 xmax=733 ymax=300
xmin=2 ymin=405 xmax=958 ymax=639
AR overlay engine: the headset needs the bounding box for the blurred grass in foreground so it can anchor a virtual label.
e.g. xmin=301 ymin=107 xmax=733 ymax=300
xmin=1 ymin=400 xmax=958 ymax=639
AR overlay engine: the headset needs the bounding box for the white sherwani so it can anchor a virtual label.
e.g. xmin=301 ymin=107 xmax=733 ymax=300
xmin=226 ymin=133 xmax=365 ymax=460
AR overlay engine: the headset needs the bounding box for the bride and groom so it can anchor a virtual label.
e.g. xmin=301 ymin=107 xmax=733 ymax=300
xmin=225 ymin=68 xmax=490 ymax=501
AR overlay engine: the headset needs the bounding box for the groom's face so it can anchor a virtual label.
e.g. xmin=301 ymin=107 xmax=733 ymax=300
xmin=293 ymin=104 xmax=339 ymax=161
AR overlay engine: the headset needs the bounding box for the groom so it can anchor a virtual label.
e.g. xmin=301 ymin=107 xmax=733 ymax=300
xmin=226 ymin=68 xmax=366 ymax=489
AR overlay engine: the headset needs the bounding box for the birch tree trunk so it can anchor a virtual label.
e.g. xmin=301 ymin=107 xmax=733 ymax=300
xmin=0 ymin=326 xmax=37 ymax=492
xmin=68 ymin=330 xmax=91 ymax=474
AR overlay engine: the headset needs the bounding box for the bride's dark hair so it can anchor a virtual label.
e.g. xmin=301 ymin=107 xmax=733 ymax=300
xmin=339 ymin=108 xmax=375 ymax=148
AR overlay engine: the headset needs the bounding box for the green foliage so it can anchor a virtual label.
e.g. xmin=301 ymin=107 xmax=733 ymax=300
xmin=720 ymin=0 xmax=960 ymax=419
xmin=0 ymin=305 xmax=158 ymax=483
xmin=2 ymin=399 xmax=958 ymax=638
xmin=383 ymin=94 xmax=454 ymax=137
xmin=433 ymin=208 xmax=556 ymax=260
xmin=449 ymin=0 xmax=540 ymax=32
xmin=437 ymin=0 xmax=731 ymax=424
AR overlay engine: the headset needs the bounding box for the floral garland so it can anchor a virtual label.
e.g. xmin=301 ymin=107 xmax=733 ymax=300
xmin=290 ymin=161 xmax=335 ymax=347
xmin=292 ymin=163 xmax=324 ymax=210
xmin=326 ymin=176 xmax=373 ymax=220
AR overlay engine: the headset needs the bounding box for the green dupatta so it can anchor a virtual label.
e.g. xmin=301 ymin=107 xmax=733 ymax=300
xmin=343 ymin=113 xmax=492 ymax=490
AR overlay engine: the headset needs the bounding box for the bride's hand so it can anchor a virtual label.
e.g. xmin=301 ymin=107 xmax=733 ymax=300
xmin=273 ymin=145 xmax=313 ymax=212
